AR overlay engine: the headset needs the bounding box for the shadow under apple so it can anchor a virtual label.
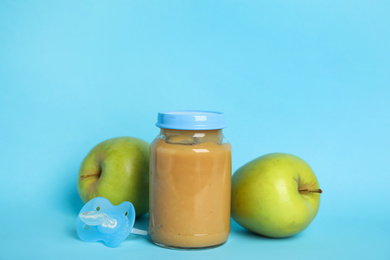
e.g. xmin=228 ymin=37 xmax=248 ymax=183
xmin=230 ymin=218 xmax=303 ymax=241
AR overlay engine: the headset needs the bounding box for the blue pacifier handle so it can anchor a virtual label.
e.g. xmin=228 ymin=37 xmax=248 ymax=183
xmin=76 ymin=197 xmax=147 ymax=247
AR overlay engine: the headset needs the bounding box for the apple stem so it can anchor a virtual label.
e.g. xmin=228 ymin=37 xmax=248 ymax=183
xmin=299 ymin=188 xmax=323 ymax=193
xmin=80 ymin=173 xmax=100 ymax=180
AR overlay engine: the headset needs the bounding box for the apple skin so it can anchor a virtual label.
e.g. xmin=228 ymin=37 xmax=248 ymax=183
xmin=231 ymin=153 xmax=321 ymax=238
xmin=77 ymin=137 xmax=150 ymax=217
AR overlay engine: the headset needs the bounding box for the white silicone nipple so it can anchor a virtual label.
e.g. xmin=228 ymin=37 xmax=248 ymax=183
xmin=79 ymin=211 xmax=148 ymax=235
xmin=79 ymin=211 xmax=117 ymax=228
xmin=131 ymin=228 xmax=148 ymax=235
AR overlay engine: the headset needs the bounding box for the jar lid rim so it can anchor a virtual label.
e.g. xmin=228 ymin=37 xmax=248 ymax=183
xmin=156 ymin=110 xmax=226 ymax=130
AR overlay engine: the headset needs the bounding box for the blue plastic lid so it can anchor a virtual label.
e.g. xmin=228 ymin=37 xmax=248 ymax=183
xmin=156 ymin=110 xmax=226 ymax=130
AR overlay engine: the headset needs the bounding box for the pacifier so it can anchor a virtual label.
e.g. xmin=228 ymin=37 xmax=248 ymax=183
xmin=76 ymin=197 xmax=147 ymax=247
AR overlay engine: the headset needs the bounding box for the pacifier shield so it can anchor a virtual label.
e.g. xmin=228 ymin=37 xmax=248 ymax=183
xmin=76 ymin=197 xmax=136 ymax=247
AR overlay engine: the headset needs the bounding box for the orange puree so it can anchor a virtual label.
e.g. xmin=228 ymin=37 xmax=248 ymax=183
xmin=149 ymin=129 xmax=231 ymax=248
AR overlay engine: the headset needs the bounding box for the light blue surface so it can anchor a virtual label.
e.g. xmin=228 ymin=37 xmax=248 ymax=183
xmin=156 ymin=110 xmax=226 ymax=130
xmin=0 ymin=0 xmax=389 ymax=259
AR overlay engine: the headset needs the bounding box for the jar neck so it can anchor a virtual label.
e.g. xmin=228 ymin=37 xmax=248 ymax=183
xmin=159 ymin=128 xmax=224 ymax=145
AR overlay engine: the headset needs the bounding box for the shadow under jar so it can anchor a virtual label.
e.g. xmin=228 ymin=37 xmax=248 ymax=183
xmin=149 ymin=111 xmax=232 ymax=249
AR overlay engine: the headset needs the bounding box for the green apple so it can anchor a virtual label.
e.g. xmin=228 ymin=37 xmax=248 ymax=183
xmin=77 ymin=137 xmax=150 ymax=217
xmin=231 ymin=153 xmax=322 ymax=238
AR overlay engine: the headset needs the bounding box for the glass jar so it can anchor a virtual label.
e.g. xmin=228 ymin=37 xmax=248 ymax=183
xmin=149 ymin=111 xmax=232 ymax=249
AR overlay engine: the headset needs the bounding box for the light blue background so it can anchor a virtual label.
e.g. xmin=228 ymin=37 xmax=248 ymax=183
xmin=1 ymin=1 xmax=389 ymax=259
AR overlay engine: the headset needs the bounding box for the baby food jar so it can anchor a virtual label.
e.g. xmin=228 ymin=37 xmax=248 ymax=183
xmin=149 ymin=111 xmax=232 ymax=249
